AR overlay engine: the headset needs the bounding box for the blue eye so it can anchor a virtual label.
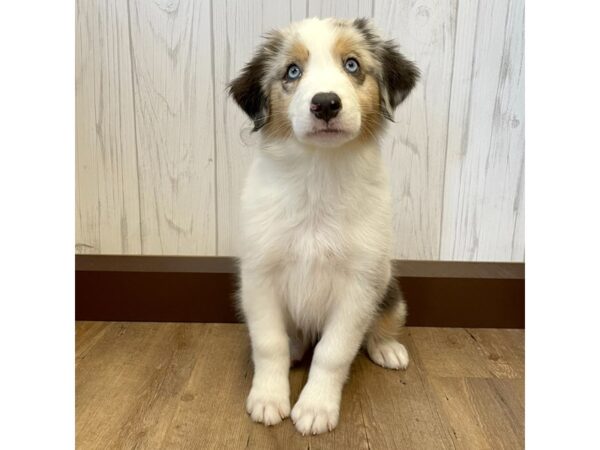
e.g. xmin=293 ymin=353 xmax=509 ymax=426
xmin=344 ymin=58 xmax=359 ymax=73
xmin=286 ymin=64 xmax=302 ymax=80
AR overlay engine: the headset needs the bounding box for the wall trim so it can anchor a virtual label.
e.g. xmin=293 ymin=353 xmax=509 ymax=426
xmin=76 ymin=255 xmax=524 ymax=279
xmin=76 ymin=256 xmax=524 ymax=328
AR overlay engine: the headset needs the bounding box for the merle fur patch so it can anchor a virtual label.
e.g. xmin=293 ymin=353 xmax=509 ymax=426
xmin=228 ymin=32 xmax=284 ymax=131
xmin=353 ymin=18 xmax=420 ymax=119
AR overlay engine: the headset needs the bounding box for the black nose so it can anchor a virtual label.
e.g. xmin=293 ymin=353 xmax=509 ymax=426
xmin=310 ymin=92 xmax=342 ymax=122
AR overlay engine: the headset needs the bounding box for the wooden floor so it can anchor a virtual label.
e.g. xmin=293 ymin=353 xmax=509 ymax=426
xmin=76 ymin=322 xmax=524 ymax=449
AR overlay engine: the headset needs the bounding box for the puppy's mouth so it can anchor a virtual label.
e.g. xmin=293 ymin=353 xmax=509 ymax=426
xmin=307 ymin=127 xmax=348 ymax=138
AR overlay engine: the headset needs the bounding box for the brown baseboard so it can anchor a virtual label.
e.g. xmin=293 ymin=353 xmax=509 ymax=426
xmin=75 ymin=256 xmax=524 ymax=328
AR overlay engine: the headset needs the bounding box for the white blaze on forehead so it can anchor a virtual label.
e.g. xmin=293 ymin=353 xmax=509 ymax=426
xmin=292 ymin=18 xmax=340 ymax=67
xmin=287 ymin=18 xmax=356 ymax=98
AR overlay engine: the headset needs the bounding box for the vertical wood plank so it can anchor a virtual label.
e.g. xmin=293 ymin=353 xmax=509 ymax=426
xmin=212 ymin=0 xmax=294 ymax=256
xmin=128 ymin=0 xmax=216 ymax=255
xmin=289 ymin=0 xmax=309 ymax=21
xmin=374 ymin=0 xmax=457 ymax=260
xmin=440 ymin=0 xmax=525 ymax=262
xmin=75 ymin=0 xmax=142 ymax=254
xmin=307 ymin=0 xmax=374 ymax=19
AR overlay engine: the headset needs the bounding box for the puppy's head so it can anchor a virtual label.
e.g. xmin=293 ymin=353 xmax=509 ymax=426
xmin=229 ymin=18 xmax=419 ymax=148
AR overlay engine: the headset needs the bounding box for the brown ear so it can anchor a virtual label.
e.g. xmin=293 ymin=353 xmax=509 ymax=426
xmin=228 ymin=50 xmax=270 ymax=131
xmin=379 ymin=41 xmax=419 ymax=118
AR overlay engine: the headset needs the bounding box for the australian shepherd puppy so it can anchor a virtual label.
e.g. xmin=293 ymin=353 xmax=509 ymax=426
xmin=229 ymin=18 xmax=419 ymax=435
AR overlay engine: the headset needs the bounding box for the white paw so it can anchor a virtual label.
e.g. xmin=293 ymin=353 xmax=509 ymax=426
xmin=367 ymin=339 xmax=409 ymax=370
xmin=291 ymin=390 xmax=340 ymax=435
xmin=246 ymin=386 xmax=290 ymax=426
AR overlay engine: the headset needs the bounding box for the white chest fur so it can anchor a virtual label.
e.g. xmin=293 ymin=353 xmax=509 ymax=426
xmin=240 ymin=140 xmax=393 ymax=336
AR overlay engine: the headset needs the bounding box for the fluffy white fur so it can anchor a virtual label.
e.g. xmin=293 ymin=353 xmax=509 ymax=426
xmin=231 ymin=18 xmax=418 ymax=435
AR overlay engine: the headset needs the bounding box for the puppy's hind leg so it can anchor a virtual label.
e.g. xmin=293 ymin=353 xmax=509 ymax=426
xmin=366 ymin=279 xmax=410 ymax=370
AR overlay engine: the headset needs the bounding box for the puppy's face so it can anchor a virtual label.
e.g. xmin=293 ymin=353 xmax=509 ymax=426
xmin=230 ymin=18 xmax=419 ymax=148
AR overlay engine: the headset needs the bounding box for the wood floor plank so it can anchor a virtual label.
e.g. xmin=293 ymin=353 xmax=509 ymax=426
xmin=409 ymin=327 xmax=492 ymax=378
xmin=490 ymin=378 xmax=525 ymax=433
xmin=75 ymin=321 xmax=110 ymax=362
xmin=76 ymin=323 xmax=524 ymax=449
xmin=465 ymin=328 xmax=524 ymax=378
xmin=156 ymin=324 xmax=256 ymax=450
xmin=409 ymin=327 xmax=524 ymax=379
xmin=355 ymin=330 xmax=454 ymax=449
xmin=76 ymin=322 xmax=208 ymax=449
xmin=428 ymin=377 xmax=524 ymax=450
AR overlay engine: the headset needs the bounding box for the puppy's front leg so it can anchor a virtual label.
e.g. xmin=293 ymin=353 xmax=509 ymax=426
xmin=242 ymin=279 xmax=290 ymax=426
xmin=291 ymin=280 xmax=375 ymax=435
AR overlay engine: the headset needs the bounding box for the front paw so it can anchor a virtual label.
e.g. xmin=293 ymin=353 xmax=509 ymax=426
xmin=246 ymin=386 xmax=290 ymax=426
xmin=291 ymin=389 xmax=340 ymax=435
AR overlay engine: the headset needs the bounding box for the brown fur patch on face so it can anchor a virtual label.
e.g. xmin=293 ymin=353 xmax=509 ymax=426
xmin=333 ymin=32 xmax=361 ymax=62
xmin=287 ymin=40 xmax=309 ymax=67
xmin=280 ymin=39 xmax=308 ymax=93
xmin=263 ymin=83 xmax=293 ymax=140
xmin=356 ymin=75 xmax=383 ymax=141
xmin=261 ymin=38 xmax=308 ymax=140
xmin=332 ymin=29 xmax=384 ymax=141
xmin=332 ymin=28 xmax=378 ymax=76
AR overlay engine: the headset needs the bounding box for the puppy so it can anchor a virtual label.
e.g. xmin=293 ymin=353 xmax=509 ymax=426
xmin=229 ymin=17 xmax=418 ymax=435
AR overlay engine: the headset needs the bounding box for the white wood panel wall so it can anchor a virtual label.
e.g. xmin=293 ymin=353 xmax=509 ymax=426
xmin=76 ymin=0 xmax=524 ymax=262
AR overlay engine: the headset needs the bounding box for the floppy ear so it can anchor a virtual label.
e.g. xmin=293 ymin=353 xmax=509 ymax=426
xmin=379 ymin=42 xmax=419 ymax=119
xmin=352 ymin=18 xmax=419 ymax=120
xmin=228 ymin=51 xmax=270 ymax=131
